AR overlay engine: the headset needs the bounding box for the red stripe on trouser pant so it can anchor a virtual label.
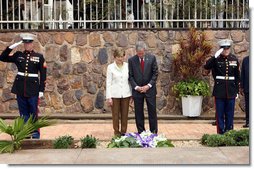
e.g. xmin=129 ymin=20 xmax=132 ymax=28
xmin=37 ymin=97 xmax=40 ymax=134
xmin=214 ymin=97 xmax=219 ymax=134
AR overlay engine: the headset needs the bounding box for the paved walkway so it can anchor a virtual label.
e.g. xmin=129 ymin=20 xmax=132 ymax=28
xmin=40 ymin=120 xmax=245 ymax=141
xmin=0 ymin=119 xmax=246 ymax=141
xmin=0 ymin=147 xmax=249 ymax=164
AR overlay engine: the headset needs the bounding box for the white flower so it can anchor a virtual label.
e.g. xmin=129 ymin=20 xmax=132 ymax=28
xmin=140 ymin=130 xmax=153 ymax=138
xmin=114 ymin=136 xmax=128 ymax=143
xmin=153 ymin=134 xmax=167 ymax=144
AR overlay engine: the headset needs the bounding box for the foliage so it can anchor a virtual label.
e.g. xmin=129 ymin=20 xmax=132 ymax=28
xmin=107 ymin=136 xmax=142 ymax=148
xmin=80 ymin=135 xmax=99 ymax=148
xmin=0 ymin=116 xmax=55 ymax=153
xmin=107 ymin=130 xmax=174 ymax=148
xmin=53 ymin=135 xmax=74 ymax=149
xmin=223 ymin=129 xmax=249 ymax=146
xmin=173 ymin=27 xmax=212 ymax=80
xmin=172 ymin=78 xmax=210 ymax=98
xmin=201 ymin=129 xmax=249 ymax=147
xmin=178 ymin=0 xmax=212 ymax=24
xmin=204 ymin=134 xmax=226 ymax=147
xmin=172 ymin=27 xmax=212 ymax=98
xmin=201 ymin=134 xmax=209 ymax=145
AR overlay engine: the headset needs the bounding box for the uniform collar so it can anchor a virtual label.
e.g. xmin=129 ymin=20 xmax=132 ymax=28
xmin=24 ymin=50 xmax=34 ymax=54
xmin=220 ymin=53 xmax=231 ymax=59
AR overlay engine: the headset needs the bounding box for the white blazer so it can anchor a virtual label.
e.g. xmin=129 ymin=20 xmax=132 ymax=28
xmin=106 ymin=61 xmax=132 ymax=99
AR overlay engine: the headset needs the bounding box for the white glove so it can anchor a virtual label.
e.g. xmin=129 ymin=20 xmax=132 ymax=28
xmin=39 ymin=92 xmax=44 ymax=98
xmin=214 ymin=48 xmax=223 ymax=58
xmin=9 ymin=41 xmax=23 ymax=49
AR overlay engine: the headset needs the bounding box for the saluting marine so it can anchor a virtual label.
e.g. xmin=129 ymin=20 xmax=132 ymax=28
xmin=204 ymin=39 xmax=240 ymax=134
xmin=0 ymin=33 xmax=47 ymax=139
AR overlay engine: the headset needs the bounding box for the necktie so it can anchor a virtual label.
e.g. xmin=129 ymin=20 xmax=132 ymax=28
xmin=140 ymin=58 xmax=144 ymax=72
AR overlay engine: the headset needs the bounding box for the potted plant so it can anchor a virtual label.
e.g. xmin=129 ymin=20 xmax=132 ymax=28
xmin=172 ymin=27 xmax=212 ymax=117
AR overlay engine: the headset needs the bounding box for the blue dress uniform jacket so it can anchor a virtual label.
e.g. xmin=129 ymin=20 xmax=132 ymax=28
xmin=204 ymin=54 xmax=240 ymax=98
xmin=0 ymin=47 xmax=46 ymax=97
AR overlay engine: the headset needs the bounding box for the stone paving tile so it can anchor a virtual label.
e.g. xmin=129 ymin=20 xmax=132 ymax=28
xmin=0 ymin=149 xmax=82 ymax=164
xmin=218 ymin=147 xmax=250 ymax=164
xmin=0 ymin=147 xmax=249 ymax=164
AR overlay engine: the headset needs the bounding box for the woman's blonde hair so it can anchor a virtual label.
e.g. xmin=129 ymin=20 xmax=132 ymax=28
xmin=112 ymin=48 xmax=125 ymax=58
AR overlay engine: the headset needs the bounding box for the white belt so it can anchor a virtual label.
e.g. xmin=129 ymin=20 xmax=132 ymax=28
xmin=216 ymin=76 xmax=235 ymax=80
xmin=17 ymin=72 xmax=38 ymax=77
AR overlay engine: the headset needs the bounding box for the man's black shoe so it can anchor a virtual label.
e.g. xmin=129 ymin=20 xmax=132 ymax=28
xmin=211 ymin=121 xmax=216 ymax=126
xmin=242 ymin=124 xmax=249 ymax=128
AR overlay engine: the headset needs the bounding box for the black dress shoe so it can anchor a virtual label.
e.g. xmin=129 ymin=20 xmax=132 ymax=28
xmin=212 ymin=121 xmax=216 ymax=126
xmin=242 ymin=124 xmax=249 ymax=128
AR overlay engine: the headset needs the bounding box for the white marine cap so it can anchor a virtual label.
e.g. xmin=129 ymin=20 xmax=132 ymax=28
xmin=218 ymin=39 xmax=233 ymax=48
xmin=20 ymin=33 xmax=35 ymax=43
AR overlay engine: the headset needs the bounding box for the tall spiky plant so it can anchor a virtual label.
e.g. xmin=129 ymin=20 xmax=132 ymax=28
xmin=0 ymin=116 xmax=55 ymax=153
xmin=173 ymin=27 xmax=213 ymax=80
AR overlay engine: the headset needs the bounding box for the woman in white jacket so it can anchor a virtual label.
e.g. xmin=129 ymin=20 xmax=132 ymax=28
xmin=106 ymin=49 xmax=132 ymax=136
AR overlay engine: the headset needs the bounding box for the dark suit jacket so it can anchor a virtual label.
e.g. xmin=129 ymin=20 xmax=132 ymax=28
xmin=128 ymin=54 xmax=158 ymax=98
xmin=241 ymin=56 xmax=249 ymax=93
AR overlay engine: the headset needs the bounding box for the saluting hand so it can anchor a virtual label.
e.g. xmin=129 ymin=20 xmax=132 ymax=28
xmin=9 ymin=41 xmax=23 ymax=49
xmin=215 ymin=48 xmax=223 ymax=58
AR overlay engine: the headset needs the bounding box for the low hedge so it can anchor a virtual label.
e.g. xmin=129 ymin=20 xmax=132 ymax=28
xmin=201 ymin=129 xmax=249 ymax=147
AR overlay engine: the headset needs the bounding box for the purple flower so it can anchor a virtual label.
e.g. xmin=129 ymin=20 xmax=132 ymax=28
xmin=120 ymin=130 xmax=168 ymax=148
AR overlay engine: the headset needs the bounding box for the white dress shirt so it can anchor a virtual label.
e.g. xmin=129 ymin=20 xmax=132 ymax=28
xmin=106 ymin=61 xmax=132 ymax=99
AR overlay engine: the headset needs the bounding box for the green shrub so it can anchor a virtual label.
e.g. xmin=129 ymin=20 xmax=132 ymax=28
xmin=206 ymin=134 xmax=226 ymax=147
xmin=201 ymin=129 xmax=249 ymax=147
xmin=201 ymin=134 xmax=209 ymax=145
xmin=53 ymin=135 xmax=74 ymax=149
xmin=80 ymin=135 xmax=98 ymax=148
xmin=224 ymin=129 xmax=249 ymax=146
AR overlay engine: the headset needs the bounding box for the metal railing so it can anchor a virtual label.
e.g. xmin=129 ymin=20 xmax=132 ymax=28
xmin=0 ymin=0 xmax=249 ymax=30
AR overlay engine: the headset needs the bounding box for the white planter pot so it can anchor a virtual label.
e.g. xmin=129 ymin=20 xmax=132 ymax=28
xmin=181 ymin=95 xmax=203 ymax=117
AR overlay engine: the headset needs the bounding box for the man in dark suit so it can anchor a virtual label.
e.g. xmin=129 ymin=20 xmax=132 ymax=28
xmin=128 ymin=41 xmax=158 ymax=134
xmin=240 ymin=56 xmax=249 ymax=128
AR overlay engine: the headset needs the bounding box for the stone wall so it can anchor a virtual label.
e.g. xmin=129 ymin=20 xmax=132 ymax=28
xmin=0 ymin=30 xmax=249 ymax=116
